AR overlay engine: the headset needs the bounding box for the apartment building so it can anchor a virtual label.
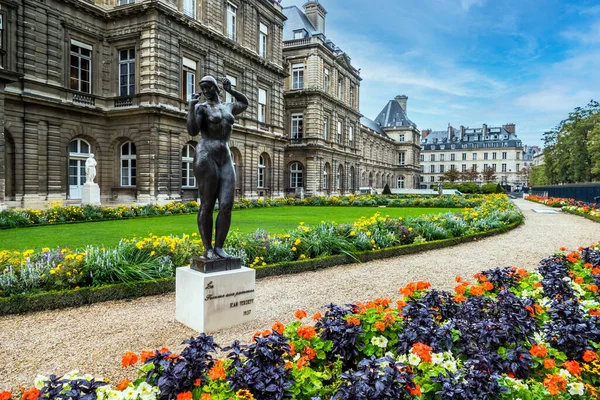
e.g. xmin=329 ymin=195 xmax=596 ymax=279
xmin=420 ymin=124 xmax=525 ymax=191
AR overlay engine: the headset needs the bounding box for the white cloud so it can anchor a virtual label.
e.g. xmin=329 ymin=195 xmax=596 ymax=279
xmin=561 ymin=20 xmax=600 ymax=44
xmin=460 ymin=0 xmax=485 ymax=11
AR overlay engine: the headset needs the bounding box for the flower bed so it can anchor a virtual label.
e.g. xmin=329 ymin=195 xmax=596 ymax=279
xmin=526 ymin=196 xmax=600 ymax=222
xmin=3 ymin=242 xmax=600 ymax=400
xmin=0 ymin=196 xmax=521 ymax=302
xmin=0 ymin=195 xmax=487 ymax=230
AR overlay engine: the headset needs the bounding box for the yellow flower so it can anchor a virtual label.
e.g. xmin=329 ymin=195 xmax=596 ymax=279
xmin=294 ymin=239 xmax=301 ymax=246
xmin=150 ymin=251 xmax=156 ymax=257
xmin=349 ymin=231 xmax=355 ymax=236
xmin=49 ymin=269 xmax=56 ymax=275
xmin=292 ymin=247 xmax=297 ymax=252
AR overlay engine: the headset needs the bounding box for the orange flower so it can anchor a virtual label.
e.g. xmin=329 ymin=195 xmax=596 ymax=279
xmin=288 ymin=342 xmax=296 ymax=356
xmin=454 ymin=294 xmax=466 ymax=303
xmin=543 ymin=374 xmax=567 ymax=395
xmin=294 ymin=309 xmax=307 ymax=319
xmin=312 ymin=312 xmax=322 ymax=321
xmin=297 ymin=325 xmax=316 ymax=339
xmin=20 ymin=388 xmax=40 ymax=400
xmin=593 ymin=268 xmax=600 ymax=275
xmin=455 ymin=276 xmax=462 ymax=282
xmin=412 ymin=343 xmax=433 ymax=363
xmin=296 ymin=356 xmax=307 ymax=369
xmin=455 ymin=285 xmax=465 ymax=295
xmin=375 ymin=297 xmax=393 ymax=307
xmin=382 ymin=310 xmax=396 ymax=326
xmin=396 ymin=300 xmax=407 ymax=310
xmin=416 ymin=281 xmax=431 ymax=290
xmin=272 ymin=321 xmax=285 ymax=335
xmin=374 ymin=321 xmax=385 ymax=331
xmin=562 ymin=360 xmax=581 ymax=375
xmin=194 ymin=378 xmax=202 ymax=386
xmin=201 ymin=394 xmax=212 ymax=400
xmin=0 ymin=392 xmax=12 ymax=400
xmin=140 ymin=350 xmax=155 ymax=363
xmin=159 ymin=347 xmax=170 ymax=353
xmin=583 ymin=350 xmax=598 ymax=362
xmin=529 ymin=344 xmax=548 ymax=357
xmin=587 ymin=284 xmax=598 ymax=293
xmin=534 ymin=304 xmax=544 ymax=314
xmin=177 ymin=392 xmax=193 ymax=400
xmin=347 ymin=317 xmax=361 ymax=326
xmin=591 ymin=309 xmax=600 ymax=317
xmin=407 ymin=384 xmax=422 ymax=396
xmin=208 ymin=360 xmax=226 ymax=380
xmin=584 ymin=263 xmax=593 ymax=269
xmin=574 ymin=276 xmax=584 ymax=284
xmin=116 ymin=378 xmax=131 ymax=391
xmin=559 ymin=246 xmax=567 ymax=251
xmin=534 ymin=282 xmax=543 ymax=288
xmin=302 ymin=346 xmax=317 ymax=360
xmin=121 ymin=351 xmax=139 ymax=367
xmin=544 ymin=358 xmax=556 ymax=369
xmin=482 ymin=281 xmax=494 ymax=291
xmin=517 ymin=268 xmax=529 ymax=278
xmin=285 ymin=361 xmax=293 ymax=369
xmin=525 ymin=305 xmax=535 ymax=317
xmin=470 ymin=286 xmax=483 ymax=296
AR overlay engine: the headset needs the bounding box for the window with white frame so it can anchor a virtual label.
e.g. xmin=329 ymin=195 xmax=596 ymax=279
xmin=420 ymin=165 xmax=424 ymax=172
xmin=349 ymin=85 xmax=354 ymax=106
xmin=348 ymin=125 xmax=354 ymax=147
xmin=290 ymin=162 xmax=303 ymax=188
xmin=450 ymin=153 xmax=456 ymax=161
xmin=70 ymin=40 xmax=92 ymax=93
xmin=502 ymin=151 xmax=507 ymax=160
xmin=430 ymin=165 xmax=435 ymax=173
xmin=293 ymin=30 xmax=304 ymax=40
xmin=420 ymin=154 xmax=424 ymax=162
xmin=440 ymin=154 xmax=445 ymax=161
xmin=493 ymin=163 xmax=497 ymax=172
xmin=337 ymin=120 xmax=342 ymax=144
xmin=462 ymin=153 xmax=467 ymax=160
xmin=226 ymin=3 xmax=237 ymax=41
xmin=322 ymin=164 xmax=329 ymax=189
xmin=119 ymin=49 xmax=135 ymax=97
xmin=118 ymin=0 xmax=135 ymax=5
xmin=484 ymin=152 xmax=489 ymax=160
xmin=324 ymin=68 xmax=329 ymax=92
xmin=399 ymin=152 xmax=406 ymax=166
xmin=440 ymin=165 xmax=445 ymax=173
xmin=323 ymin=116 xmax=328 ymax=141
xmin=397 ymin=176 xmax=405 ymax=188
xmin=181 ymin=144 xmax=196 ymax=188
xmin=492 ymin=152 xmax=497 ymax=160
xmin=337 ymin=78 xmax=343 ymax=100
xmin=183 ymin=0 xmax=196 ymax=18
xmin=462 ymin=164 xmax=467 ymax=172
xmin=292 ymin=64 xmax=304 ymax=90
xmin=430 ymin=154 xmax=435 ymax=161
xmin=472 ymin=153 xmax=477 ymax=160
xmin=399 ymin=134 xmax=405 ymax=142
xmin=259 ymin=22 xmax=268 ymax=58
xmin=258 ymin=88 xmax=267 ymax=123
xmin=502 ymin=163 xmax=507 ymax=172
xmin=258 ymin=155 xmax=266 ymax=188
xmin=182 ymin=57 xmax=196 ymax=101
xmin=291 ymin=114 xmax=303 ymax=141
xmin=430 ymin=176 xmax=435 ymax=182
xmin=225 ymin=75 xmax=237 ymax=103
xmin=120 ymin=142 xmax=137 ymax=186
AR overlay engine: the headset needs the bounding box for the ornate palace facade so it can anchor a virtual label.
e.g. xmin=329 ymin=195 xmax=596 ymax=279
xmin=0 ymin=0 xmax=420 ymax=208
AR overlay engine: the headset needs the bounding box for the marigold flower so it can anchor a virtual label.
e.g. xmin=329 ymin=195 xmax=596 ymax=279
xmin=208 ymin=360 xmax=226 ymax=380
xmin=177 ymin=392 xmax=193 ymax=400
xmin=116 ymin=378 xmax=131 ymax=391
xmin=373 ymin=321 xmax=385 ymax=331
xmin=470 ymin=286 xmax=483 ymax=296
xmin=0 ymin=392 xmax=11 ymax=400
xmin=543 ymin=374 xmax=567 ymax=395
xmin=297 ymin=325 xmax=316 ymax=339
xmin=396 ymin=300 xmax=407 ymax=310
xmin=288 ymin=342 xmax=296 ymax=356
xmin=529 ymin=344 xmax=548 ymax=357
xmin=235 ymin=389 xmax=254 ymax=400
xmin=534 ymin=282 xmax=543 ymax=288
xmin=583 ymin=350 xmax=598 ymax=363
xmin=416 ymin=281 xmax=431 ymax=290
xmin=563 ymin=360 xmax=581 ymax=375
xmin=312 ymin=312 xmax=322 ymax=321
xmin=272 ymin=321 xmax=285 ymax=335
xmin=285 ymin=361 xmax=293 ymax=369
xmin=544 ymin=358 xmax=556 ymax=369
xmin=121 ymin=351 xmax=139 ymax=367
xmin=482 ymin=281 xmax=494 ymax=291
xmin=294 ymin=309 xmax=307 ymax=319
xmin=347 ymin=317 xmax=361 ymax=326
xmin=591 ymin=309 xmax=600 ymax=317
xmin=382 ymin=310 xmax=396 ymax=326
xmin=159 ymin=347 xmax=170 ymax=353
xmin=593 ymin=268 xmax=600 ymax=275
xmin=559 ymin=247 xmax=567 ymax=251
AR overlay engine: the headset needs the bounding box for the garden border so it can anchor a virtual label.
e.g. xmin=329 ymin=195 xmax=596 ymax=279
xmin=0 ymin=220 xmax=523 ymax=316
xmin=525 ymin=198 xmax=600 ymax=223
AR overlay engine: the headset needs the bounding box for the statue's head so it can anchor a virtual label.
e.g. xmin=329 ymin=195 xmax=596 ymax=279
xmin=199 ymin=76 xmax=221 ymax=98
xmin=90 ymin=153 xmax=94 ymax=158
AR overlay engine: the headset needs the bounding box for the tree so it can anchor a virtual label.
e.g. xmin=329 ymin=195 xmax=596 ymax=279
xmin=481 ymin=167 xmax=496 ymax=183
xmin=382 ymin=183 xmax=392 ymax=195
xmin=460 ymin=166 xmax=479 ymax=182
xmin=529 ymin=165 xmax=549 ymax=186
xmin=441 ymin=169 xmax=461 ymax=183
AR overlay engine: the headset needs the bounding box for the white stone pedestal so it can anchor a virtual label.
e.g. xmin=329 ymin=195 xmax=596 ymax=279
xmin=82 ymin=183 xmax=101 ymax=206
xmin=176 ymin=266 xmax=256 ymax=333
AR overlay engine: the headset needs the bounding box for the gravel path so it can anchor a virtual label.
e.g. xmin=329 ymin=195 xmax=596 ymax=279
xmin=2 ymin=198 xmax=600 ymax=391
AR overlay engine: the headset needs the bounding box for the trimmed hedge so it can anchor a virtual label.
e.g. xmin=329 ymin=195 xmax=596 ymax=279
xmin=0 ymin=219 xmax=522 ymax=315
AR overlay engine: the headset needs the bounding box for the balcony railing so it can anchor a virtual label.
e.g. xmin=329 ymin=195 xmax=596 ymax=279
xmin=289 ymin=138 xmax=303 ymax=145
xmin=73 ymin=93 xmax=95 ymax=106
xmin=114 ymin=96 xmax=133 ymax=108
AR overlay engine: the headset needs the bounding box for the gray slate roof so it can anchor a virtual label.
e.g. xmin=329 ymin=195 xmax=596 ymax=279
xmin=282 ymin=6 xmax=320 ymax=41
xmin=373 ymin=100 xmax=416 ymax=128
xmin=360 ymin=116 xmax=388 ymax=137
xmin=420 ymin=126 xmax=522 ymax=150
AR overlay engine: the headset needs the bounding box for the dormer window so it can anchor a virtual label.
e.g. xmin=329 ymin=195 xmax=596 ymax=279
xmin=293 ymin=29 xmax=306 ymax=40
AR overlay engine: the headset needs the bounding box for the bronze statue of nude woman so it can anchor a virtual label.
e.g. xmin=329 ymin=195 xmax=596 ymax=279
xmin=186 ymin=76 xmax=248 ymax=260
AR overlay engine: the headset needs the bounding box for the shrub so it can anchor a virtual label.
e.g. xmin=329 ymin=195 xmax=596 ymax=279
xmin=382 ymin=183 xmax=392 ymax=195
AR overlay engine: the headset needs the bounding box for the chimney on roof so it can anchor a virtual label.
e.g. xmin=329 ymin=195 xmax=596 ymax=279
xmin=482 ymin=123 xmax=488 ymax=136
xmin=503 ymin=123 xmax=515 ymax=134
xmin=447 ymin=124 xmax=453 ymax=141
xmin=303 ymin=1 xmax=327 ymax=34
xmin=395 ymin=95 xmax=408 ymax=112
xmin=422 ymin=129 xmax=431 ymax=139
xmin=460 ymin=125 xmax=465 ymax=141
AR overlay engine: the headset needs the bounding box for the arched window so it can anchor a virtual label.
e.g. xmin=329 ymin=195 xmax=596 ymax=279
xmin=290 ymin=162 xmax=303 ymax=188
xmin=68 ymin=138 xmax=91 ymax=199
xmin=182 ymin=144 xmax=196 ymax=188
xmin=121 ymin=141 xmax=137 ymax=186
xmin=322 ymin=163 xmax=330 ymax=189
xmin=349 ymin=166 xmax=355 ymax=190
xmin=337 ymin=165 xmax=343 ymax=191
xmin=397 ymin=175 xmax=405 ymax=189
xmin=258 ymin=155 xmax=266 ymax=188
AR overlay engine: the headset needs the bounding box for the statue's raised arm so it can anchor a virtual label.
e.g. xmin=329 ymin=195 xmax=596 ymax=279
xmin=222 ymin=77 xmax=248 ymax=116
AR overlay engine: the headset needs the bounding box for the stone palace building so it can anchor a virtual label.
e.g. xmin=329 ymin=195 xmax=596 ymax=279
xmin=0 ymin=0 xmax=421 ymax=209
xmin=420 ymin=124 xmax=526 ymax=191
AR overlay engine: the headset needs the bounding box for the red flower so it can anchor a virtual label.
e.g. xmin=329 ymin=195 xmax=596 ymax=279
xmin=20 ymin=388 xmax=40 ymax=400
xmin=193 ymin=378 xmax=202 ymax=386
xmin=411 ymin=343 xmax=433 ymax=363
xmin=272 ymin=321 xmax=285 ymax=335
xmin=453 ymin=294 xmax=467 ymax=303
xmin=574 ymin=276 xmax=584 ymax=284
xmin=583 ymin=350 xmax=598 ymax=363
xmin=407 ymin=384 xmax=422 ymax=396
xmin=312 ymin=312 xmax=322 ymax=321
xmin=177 ymin=392 xmax=193 ymax=400
xmin=140 ymin=350 xmax=154 ymax=363
xmin=562 ymin=360 xmax=581 ymax=375
xmin=297 ymin=325 xmax=316 ymax=339
xmin=544 ymin=358 xmax=556 ymax=369
xmin=373 ymin=321 xmax=385 ymax=331
xmin=470 ymin=286 xmax=483 ymax=296
xmin=302 ymin=346 xmax=317 ymax=360
xmin=455 ymin=276 xmax=462 ymax=282
xmin=294 ymin=309 xmax=307 ymax=319
xmin=208 ymin=360 xmax=226 ymax=380
xmin=529 ymin=344 xmax=548 ymax=357
xmin=121 ymin=351 xmax=139 ymax=367
xmin=347 ymin=317 xmax=361 ymax=326
xmin=0 ymin=392 xmax=12 ymax=400
xmin=482 ymin=281 xmax=494 ymax=291
xmin=587 ymin=284 xmax=599 ymax=293
xmin=116 ymin=379 xmax=131 ymax=391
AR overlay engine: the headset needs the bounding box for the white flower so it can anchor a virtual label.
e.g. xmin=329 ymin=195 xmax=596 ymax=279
xmin=64 ymin=369 xmax=80 ymax=380
xmin=567 ymin=382 xmax=585 ymax=396
xmin=384 ymin=351 xmax=395 ymax=359
xmin=442 ymin=360 xmax=458 ymax=373
xmin=398 ymin=354 xmax=408 ymax=364
xmin=431 ymin=353 xmax=444 ymax=365
xmin=408 ymin=353 xmax=421 ymax=366
xmin=84 ymin=373 xmax=94 ymax=381
xmin=137 ymin=382 xmax=159 ymax=400
xmin=34 ymin=375 xmax=48 ymax=390
xmin=122 ymin=387 xmax=137 ymax=399
xmin=558 ymin=368 xmax=572 ymax=380
xmin=107 ymin=390 xmax=123 ymax=400
xmin=370 ymin=335 xmax=388 ymax=348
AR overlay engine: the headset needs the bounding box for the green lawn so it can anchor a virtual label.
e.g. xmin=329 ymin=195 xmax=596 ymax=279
xmin=0 ymin=206 xmax=457 ymax=251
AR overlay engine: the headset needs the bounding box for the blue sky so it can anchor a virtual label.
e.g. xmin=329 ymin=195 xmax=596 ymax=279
xmin=281 ymin=0 xmax=600 ymax=146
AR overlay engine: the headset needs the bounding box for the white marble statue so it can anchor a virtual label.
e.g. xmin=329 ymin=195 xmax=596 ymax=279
xmin=85 ymin=153 xmax=97 ymax=184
